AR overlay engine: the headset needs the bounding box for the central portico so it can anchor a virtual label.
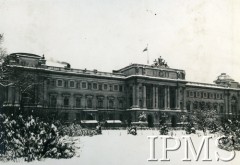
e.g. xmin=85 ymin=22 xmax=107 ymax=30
xmin=113 ymin=56 xmax=187 ymax=126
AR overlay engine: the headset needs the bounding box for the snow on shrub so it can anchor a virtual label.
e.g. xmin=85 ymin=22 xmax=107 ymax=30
xmin=59 ymin=124 xmax=99 ymax=137
xmin=0 ymin=114 xmax=77 ymax=162
xmin=217 ymin=120 xmax=240 ymax=151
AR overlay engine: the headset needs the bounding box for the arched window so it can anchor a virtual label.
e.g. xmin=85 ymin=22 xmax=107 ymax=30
xmin=109 ymin=100 xmax=114 ymax=109
xmin=63 ymin=97 xmax=69 ymax=107
xmin=98 ymin=99 xmax=103 ymax=108
xmin=76 ymin=97 xmax=81 ymax=108
xmin=186 ymin=101 xmax=191 ymax=111
xmin=50 ymin=95 xmax=57 ymax=107
xmin=87 ymin=98 xmax=92 ymax=108
xmin=119 ymin=100 xmax=123 ymax=109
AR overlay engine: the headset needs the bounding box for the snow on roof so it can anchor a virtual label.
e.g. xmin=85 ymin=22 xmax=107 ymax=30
xmin=81 ymin=120 xmax=98 ymax=123
xmin=45 ymin=61 xmax=66 ymax=67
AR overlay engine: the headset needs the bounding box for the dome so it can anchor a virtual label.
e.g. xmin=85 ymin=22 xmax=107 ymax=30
xmin=214 ymin=73 xmax=234 ymax=85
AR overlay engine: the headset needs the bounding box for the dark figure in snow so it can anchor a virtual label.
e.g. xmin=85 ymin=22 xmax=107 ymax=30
xmin=96 ymin=123 xmax=102 ymax=134
xmin=127 ymin=126 xmax=137 ymax=135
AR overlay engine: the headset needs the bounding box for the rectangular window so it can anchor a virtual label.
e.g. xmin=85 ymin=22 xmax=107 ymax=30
xmin=76 ymin=97 xmax=81 ymax=108
xmin=98 ymin=99 xmax=103 ymax=108
xmin=93 ymin=83 xmax=97 ymax=89
xmin=119 ymin=85 xmax=123 ymax=92
xmin=98 ymin=84 xmax=102 ymax=90
xmin=104 ymin=84 xmax=108 ymax=90
xmin=114 ymin=85 xmax=118 ymax=91
xmin=63 ymin=97 xmax=69 ymax=107
xmin=109 ymin=85 xmax=113 ymax=91
xmin=119 ymin=100 xmax=123 ymax=109
xmin=50 ymin=95 xmax=57 ymax=107
xmin=69 ymin=80 xmax=75 ymax=88
xmin=190 ymin=91 xmax=193 ymax=97
xmin=82 ymin=82 xmax=87 ymax=89
xmin=88 ymin=83 xmax=92 ymax=90
xmin=57 ymin=80 xmax=63 ymax=87
xmin=87 ymin=99 xmax=92 ymax=108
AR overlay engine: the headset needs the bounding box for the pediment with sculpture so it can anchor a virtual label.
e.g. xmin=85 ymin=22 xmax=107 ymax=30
xmin=152 ymin=56 xmax=169 ymax=68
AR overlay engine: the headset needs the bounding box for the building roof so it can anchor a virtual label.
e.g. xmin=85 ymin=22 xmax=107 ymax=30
xmin=215 ymin=73 xmax=234 ymax=82
xmin=9 ymin=53 xmax=42 ymax=59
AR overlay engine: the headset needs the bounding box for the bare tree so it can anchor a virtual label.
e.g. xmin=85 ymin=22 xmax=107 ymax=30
xmin=0 ymin=34 xmax=7 ymax=107
xmin=0 ymin=34 xmax=43 ymax=115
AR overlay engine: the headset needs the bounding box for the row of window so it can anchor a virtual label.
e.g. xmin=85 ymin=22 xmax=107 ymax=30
xmin=50 ymin=95 xmax=124 ymax=109
xmin=187 ymin=91 xmax=224 ymax=100
xmin=186 ymin=101 xmax=224 ymax=112
xmin=61 ymin=112 xmax=123 ymax=121
xmin=48 ymin=79 xmax=124 ymax=92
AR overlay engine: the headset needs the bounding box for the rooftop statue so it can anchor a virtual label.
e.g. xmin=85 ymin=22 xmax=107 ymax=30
xmin=152 ymin=56 xmax=169 ymax=68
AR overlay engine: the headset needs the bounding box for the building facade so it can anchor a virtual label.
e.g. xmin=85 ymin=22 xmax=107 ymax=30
xmin=1 ymin=53 xmax=240 ymax=126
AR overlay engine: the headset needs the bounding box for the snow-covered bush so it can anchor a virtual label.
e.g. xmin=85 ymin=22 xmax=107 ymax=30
xmin=0 ymin=114 xmax=76 ymax=161
xmin=60 ymin=124 xmax=100 ymax=137
xmin=217 ymin=119 xmax=240 ymax=151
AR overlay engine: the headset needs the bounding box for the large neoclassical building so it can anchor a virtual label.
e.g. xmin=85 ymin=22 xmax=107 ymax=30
xmin=0 ymin=53 xmax=239 ymax=126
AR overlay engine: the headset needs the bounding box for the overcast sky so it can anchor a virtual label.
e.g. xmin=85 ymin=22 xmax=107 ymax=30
xmin=0 ymin=0 xmax=240 ymax=83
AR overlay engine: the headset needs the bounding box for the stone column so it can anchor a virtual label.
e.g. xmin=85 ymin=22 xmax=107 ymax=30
xmin=229 ymin=94 xmax=232 ymax=114
xmin=152 ymin=86 xmax=155 ymax=109
xmin=136 ymin=83 xmax=140 ymax=108
xmin=132 ymin=84 xmax=136 ymax=107
xmin=175 ymin=87 xmax=180 ymax=109
xmin=143 ymin=85 xmax=146 ymax=108
xmin=175 ymin=88 xmax=178 ymax=109
xmin=224 ymin=92 xmax=228 ymax=114
xmin=167 ymin=86 xmax=170 ymax=109
xmin=43 ymin=80 xmax=48 ymax=107
xmin=14 ymin=87 xmax=20 ymax=106
xmin=156 ymin=86 xmax=159 ymax=109
xmin=8 ymin=86 xmax=13 ymax=105
xmin=238 ymin=93 xmax=240 ymax=118
xmin=164 ymin=86 xmax=167 ymax=109
xmin=183 ymin=88 xmax=186 ymax=110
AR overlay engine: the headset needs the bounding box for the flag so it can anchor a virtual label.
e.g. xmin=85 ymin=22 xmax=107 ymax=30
xmin=143 ymin=47 xmax=148 ymax=52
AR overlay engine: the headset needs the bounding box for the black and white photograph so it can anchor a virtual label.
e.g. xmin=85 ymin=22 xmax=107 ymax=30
xmin=0 ymin=0 xmax=240 ymax=165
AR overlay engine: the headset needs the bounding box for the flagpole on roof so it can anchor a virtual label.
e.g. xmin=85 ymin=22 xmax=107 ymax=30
xmin=147 ymin=44 xmax=149 ymax=64
xmin=143 ymin=44 xmax=149 ymax=65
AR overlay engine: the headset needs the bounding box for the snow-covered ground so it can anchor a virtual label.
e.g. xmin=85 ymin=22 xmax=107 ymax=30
xmin=3 ymin=130 xmax=240 ymax=165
